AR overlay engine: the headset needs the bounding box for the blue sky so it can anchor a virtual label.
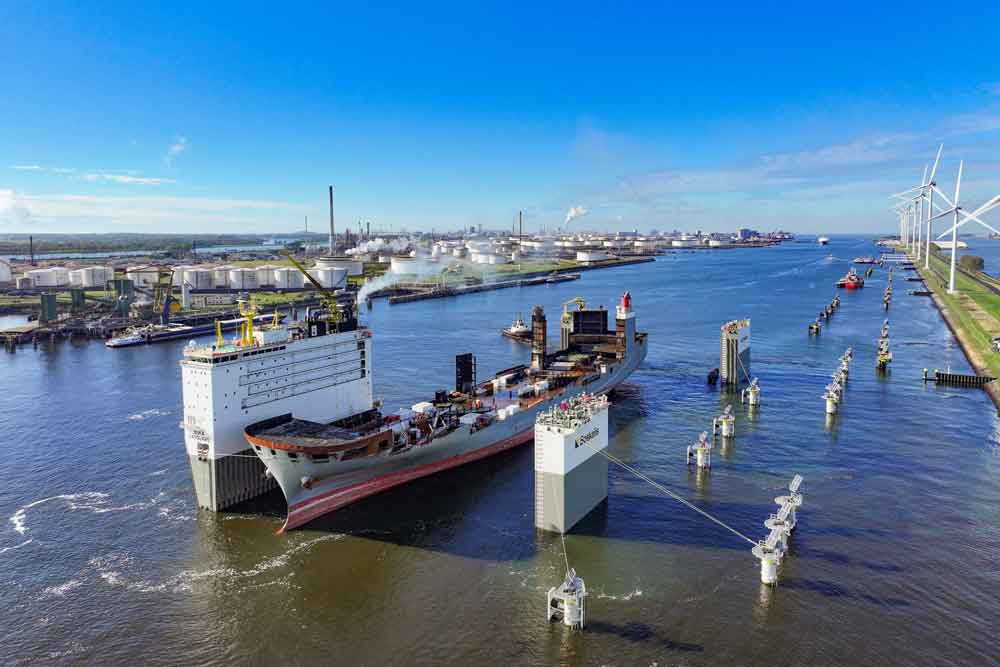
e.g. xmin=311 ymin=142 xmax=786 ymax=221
xmin=2 ymin=2 xmax=1000 ymax=234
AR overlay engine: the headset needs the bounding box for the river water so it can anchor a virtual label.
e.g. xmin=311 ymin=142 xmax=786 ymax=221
xmin=2 ymin=238 xmax=998 ymax=666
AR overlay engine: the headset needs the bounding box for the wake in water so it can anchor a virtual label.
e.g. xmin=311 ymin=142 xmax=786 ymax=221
xmin=127 ymin=408 xmax=170 ymax=421
xmin=6 ymin=490 xmax=178 ymax=540
xmin=88 ymin=533 xmax=344 ymax=594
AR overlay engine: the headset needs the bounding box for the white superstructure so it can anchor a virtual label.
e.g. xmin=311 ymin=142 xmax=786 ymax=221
xmin=180 ymin=316 xmax=374 ymax=510
xmin=534 ymin=393 xmax=610 ymax=534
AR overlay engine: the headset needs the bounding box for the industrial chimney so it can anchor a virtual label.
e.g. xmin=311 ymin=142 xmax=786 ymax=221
xmin=330 ymin=185 xmax=335 ymax=257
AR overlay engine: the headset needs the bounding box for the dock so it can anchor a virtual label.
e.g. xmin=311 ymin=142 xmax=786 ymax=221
xmin=389 ymin=273 xmax=580 ymax=305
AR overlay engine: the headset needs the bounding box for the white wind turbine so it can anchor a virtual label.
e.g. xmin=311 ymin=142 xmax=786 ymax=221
xmin=890 ymin=144 xmax=950 ymax=267
xmin=929 ymin=161 xmax=1000 ymax=293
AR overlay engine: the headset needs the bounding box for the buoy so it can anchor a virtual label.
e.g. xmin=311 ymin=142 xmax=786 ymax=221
xmin=547 ymin=568 xmax=586 ymax=629
xmin=742 ymin=378 xmax=761 ymax=406
xmin=824 ymin=384 xmax=839 ymax=414
xmin=687 ymin=431 xmax=712 ymax=468
xmin=715 ymin=404 xmax=736 ymax=438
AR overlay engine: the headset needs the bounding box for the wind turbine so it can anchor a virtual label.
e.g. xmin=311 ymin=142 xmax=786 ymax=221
xmin=930 ymin=162 xmax=1000 ymax=293
xmin=891 ymin=144 xmax=951 ymax=266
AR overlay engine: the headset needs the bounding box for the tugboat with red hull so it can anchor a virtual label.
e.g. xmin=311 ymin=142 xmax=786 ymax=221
xmin=836 ymin=268 xmax=865 ymax=289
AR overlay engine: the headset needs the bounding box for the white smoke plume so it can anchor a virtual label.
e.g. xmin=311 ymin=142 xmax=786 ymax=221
xmin=356 ymin=253 xmax=484 ymax=305
xmin=564 ymin=205 xmax=589 ymax=225
xmin=0 ymin=189 xmax=32 ymax=226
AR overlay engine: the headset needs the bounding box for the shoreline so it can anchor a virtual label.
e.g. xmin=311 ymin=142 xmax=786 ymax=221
xmin=912 ymin=252 xmax=1000 ymax=412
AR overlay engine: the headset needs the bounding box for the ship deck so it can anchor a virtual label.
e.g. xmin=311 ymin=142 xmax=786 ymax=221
xmin=245 ymin=414 xmax=387 ymax=453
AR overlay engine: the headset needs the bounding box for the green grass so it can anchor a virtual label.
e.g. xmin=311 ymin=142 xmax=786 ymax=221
xmin=920 ymin=251 xmax=1000 ymax=377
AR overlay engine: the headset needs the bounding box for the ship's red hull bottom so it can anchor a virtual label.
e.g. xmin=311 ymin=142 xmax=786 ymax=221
xmin=281 ymin=426 xmax=535 ymax=532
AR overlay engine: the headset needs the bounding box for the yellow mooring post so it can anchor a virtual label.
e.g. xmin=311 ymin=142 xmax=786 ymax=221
xmin=215 ymin=319 xmax=223 ymax=348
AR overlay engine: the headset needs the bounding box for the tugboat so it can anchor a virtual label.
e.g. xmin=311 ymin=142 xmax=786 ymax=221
xmin=501 ymin=313 xmax=532 ymax=343
xmin=836 ymin=268 xmax=864 ymax=289
xmin=818 ymin=236 xmax=830 ymax=246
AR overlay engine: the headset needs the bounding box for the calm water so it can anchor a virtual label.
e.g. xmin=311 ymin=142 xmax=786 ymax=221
xmin=2 ymin=237 xmax=999 ymax=666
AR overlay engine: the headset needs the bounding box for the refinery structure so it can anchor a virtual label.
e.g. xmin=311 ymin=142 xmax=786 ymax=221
xmin=0 ymin=220 xmax=791 ymax=351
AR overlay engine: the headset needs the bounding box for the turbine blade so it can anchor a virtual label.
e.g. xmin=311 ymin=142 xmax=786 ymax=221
xmin=954 ymin=160 xmax=963 ymax=204
xmin=937 ymin=209 xmax=1000 ymax=239
xmin=928 ymin=143 xmax=943 ymax=183
xmin=931 ymin=184 xmax=955 ymax=209
xmin=929 ymin=208 xmax=957 ymax=223
xmin=890 ymin=185 xmax=923 ymax=198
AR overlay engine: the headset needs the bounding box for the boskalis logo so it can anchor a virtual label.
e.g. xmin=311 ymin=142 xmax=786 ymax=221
xmin=575 ymin=428 xmax=600 ymax=449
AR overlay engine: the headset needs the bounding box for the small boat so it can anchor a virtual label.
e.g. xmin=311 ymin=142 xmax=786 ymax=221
xmin=853 ymin=256 xmax=877 ymax=264
xmin=501 ymin=313 xmax=532 ymax=342
xmin=818 ymin=236 xmax=830 ymax=245
xmin=836 ymin=268 xmax=864 ymax=289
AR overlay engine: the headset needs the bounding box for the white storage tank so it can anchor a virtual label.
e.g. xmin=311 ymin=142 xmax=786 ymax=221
xmin=16 ymin=275 xmax=34 ymax=288
xmin=273 ymin=267 xmax=304 ymax=289
xmin=126 ymin=265 xmax=160 ymax=288
xmin=28 ymin=267 xmax=69 ymax=287
xmin=576 ymin=250 xmax=610 ymax=263
xmin=183 ymin=268 xmax=215 ymax=289
xmin=95 ymin=266 xmax=114 ymax=286
xmin=315 ymin=256 xmax=363 ymax=277
xmin=255 ymin=265 xmax=276 ymax=286
xmin=69 ymin=266 xmax=106 ymax=287
xmin=487 ymin=254 xmax=503 ymax=264
xmin=69 ymin=268 xmax=86 ymax=286
xmin=229 ymin=268 xmax=259 ymax=290
xmin=171 ymin=265 xmax=191 ymax=286
xmin=0 ymin=258 xmax=12 ymax=283
xmin=389 ymin=256 xmax=417 ymax=275
xmin=308 ymin=267 xmax=347 ymax=289
xmin=213 ymin=265 xmax=232 ymax=287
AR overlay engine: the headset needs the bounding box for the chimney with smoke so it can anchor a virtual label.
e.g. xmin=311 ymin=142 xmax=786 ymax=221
xmin=564 ymin=205 xmax=589 ymax=226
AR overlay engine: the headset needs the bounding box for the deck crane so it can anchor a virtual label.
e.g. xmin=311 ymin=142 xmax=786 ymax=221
xmin=280 ymin=250 xmax=341 ymax=324
xmin=561 ymin=297 xmax=586 ymax=329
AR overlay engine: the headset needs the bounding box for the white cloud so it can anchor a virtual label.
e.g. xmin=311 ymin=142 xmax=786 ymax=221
xmin=166 ymin=136 xmax=188 ymax=165
xmin=7 ymin=191 xmax=307 ymax=231
xmin=81 ymin=172 xmax=176 ymax=186
xmin=11 ymin=164 xmax=43 ymax=171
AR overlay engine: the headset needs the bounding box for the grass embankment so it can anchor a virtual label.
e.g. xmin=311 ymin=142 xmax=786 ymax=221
xmin=918 ymin=250 xmax=1000 ymax=379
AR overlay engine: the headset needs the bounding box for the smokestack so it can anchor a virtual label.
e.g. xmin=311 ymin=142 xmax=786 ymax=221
xmin=29 ymin=235 xmax=35 ymax=266
xmin=518 ymin=210 xmax=522 ymax=244
xmin=330 ymin=185 xmax=335 ymax=257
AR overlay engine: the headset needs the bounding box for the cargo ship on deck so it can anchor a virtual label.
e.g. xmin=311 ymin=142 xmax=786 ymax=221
xmin=180 ymin=278 xmax=646 ymax=531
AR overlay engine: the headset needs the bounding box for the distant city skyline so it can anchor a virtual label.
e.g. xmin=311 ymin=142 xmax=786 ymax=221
xmin=2 ymin=4 xmax=1000 ymax=235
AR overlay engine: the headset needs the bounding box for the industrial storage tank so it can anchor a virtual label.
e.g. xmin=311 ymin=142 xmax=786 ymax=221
xmin=272 ymin=267 xmax=305 ymax=289
xmin=69 ymin=266 xmax=106 ymax=287
xmin=389 ymin=256 xmax=417 ymax=275
xmin=183 ymin=268 xmax=215 ymax=289
xmin=95 ymin=266 xmax=114 ymax=286
xmin=27 ymin=267 xmax=69 ymax=286
xmin=213 ymin=265 xmax=231 ymax=287
xmin=15 ymin=276 xmax=34 ymax=288
xmin=576 ymin=250 xmax=611 ymax=263
xmin=315 ymin=256 xmax=363 ymax=277
xmin=307 ymin=267 xmax=346 ymax=289
xmin=0 ymin=258 xmax=12 ymax=283
xmin=228 ymin=268 xmax=259 ymax=290
xmin=487 ymin=254 xmax=503 ymax=264
xmin=171 ymin=265 xmax=192 ymax=286
xmin=255 ymin=265 xmax=276 ymax=286
xmin=126 ymin=265 xmax=160 ymax=288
